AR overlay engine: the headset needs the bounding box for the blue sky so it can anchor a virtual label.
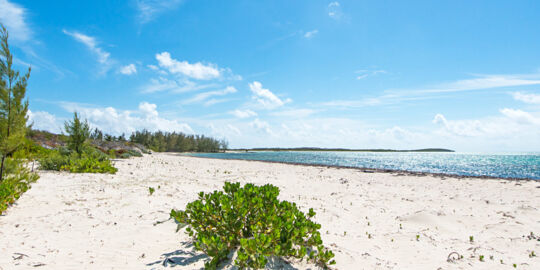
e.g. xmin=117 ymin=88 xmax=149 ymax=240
xmin=2 ymin=0 xmax=540 ymax=151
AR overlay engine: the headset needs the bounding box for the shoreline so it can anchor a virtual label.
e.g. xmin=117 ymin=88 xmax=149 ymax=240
xmin=181 ymin=154 xmax=539 ymax=182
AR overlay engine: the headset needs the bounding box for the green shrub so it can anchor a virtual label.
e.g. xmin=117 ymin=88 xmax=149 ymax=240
xmin=0 ymin=158 xmax=39 ymax=214
xmin=39 ymin=146 xmax=117 ymax=174
xmin=60 ymin=155 xmax=117 ymax=174
xmin=170 ymin=182 xmax=336 ymax=269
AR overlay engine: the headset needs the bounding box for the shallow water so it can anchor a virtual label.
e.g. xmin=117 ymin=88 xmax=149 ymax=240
xmin=189 ymin=151 xmax=540 ymax=180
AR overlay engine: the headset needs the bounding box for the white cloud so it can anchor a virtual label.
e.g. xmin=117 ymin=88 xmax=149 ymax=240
xmin=328 ymin=2 xmax=343 ymax=20
xmin=512 ymin=92 xmax=540 ymax=105
xmin=28 ymin=110 xmax=63 ymax=133
xmin=142 ymin=76 xmax=217 ymax=93
xmin=0 ymin=0 xmax=31 ymax=42
xmin=63 ymin=30 xmax=113 ymax=74
xmin=420 ymin=74 xmax=540 ymax=94
xmin=249 ymin=81 xmax=291 ymax=109
xmin=499 ymin=108 xmax=540 ymax=125
xmin=304 ymin=29 xmax=318 ymax=39
xmin=119 ymin=63 xmax=137 ymax=75
xmin=230 ymin=109 xmax=257 ymax=119
xmin=183 ymin=86 xmax=237 ymax=104
xmin=355 ymin=69 xmax=387 ymax=80
xmin=270 ymin=109 xmax=316 ymax=118
xmin=60 ymin=102 xmax=193 ymax=135
xmin=136 ymin=0 xmax=184 ymax=24
xmin=249 ymin=118 xmax=273 ymax=135
xmin=156 ymin=52 xmax=221 ymax=80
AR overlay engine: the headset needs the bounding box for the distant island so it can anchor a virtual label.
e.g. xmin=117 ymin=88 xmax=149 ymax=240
xmin=228 ymin=147 xmax=454 ymax=152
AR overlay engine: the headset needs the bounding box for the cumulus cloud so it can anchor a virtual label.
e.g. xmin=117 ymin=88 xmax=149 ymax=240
xmin=156 ymin=52 xmax=221 ymax=80
xmin=119 ymin=63 xmax=137 ymax=75
xmin=249 ymin=81 xmax=291 ymax=109
xmin=249 ymin=118 xmax=273 ymax=134
xmin=512 ymin=92 xmax=540 ymax=105
xmin=230 ymin=109 xmax=257 ymax=119
xmin=0 ymin=0 xmax=31 ymax=42
xmin=500 ymin=108 xmax=540 ymax=125
xmin=60 ymin=102 xmax=193 ymax=135
xmin=28 ymin=110 xmax=63 ymax=133
xmin=304 ymin=29 xmax=318 ymax=39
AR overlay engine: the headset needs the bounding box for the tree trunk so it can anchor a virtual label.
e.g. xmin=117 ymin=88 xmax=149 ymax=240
xmin=0 ymin=155 xmax=5 ymax=182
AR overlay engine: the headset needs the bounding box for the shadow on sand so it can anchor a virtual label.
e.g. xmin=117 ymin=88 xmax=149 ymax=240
xmin=146 ymin=241 xmax=301 ymax=269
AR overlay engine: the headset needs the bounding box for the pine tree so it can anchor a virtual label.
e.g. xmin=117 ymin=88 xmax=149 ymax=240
xmin=0 ymin=25 xmax=30 ymax=182
xmin=64 ymin=112 xmax=90 ymax=156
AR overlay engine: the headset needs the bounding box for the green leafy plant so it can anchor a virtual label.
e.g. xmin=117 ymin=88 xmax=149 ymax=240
xmin=469 ymin=236 xmax=474 ymax=243
xmin=64 ymin=112 xmax=90 ymax=156
xmin=479 ymin=255 xmax=484 ymax=262
xmin=529 ymin=251 xmax=536 ymax=258
xmin=148 ymin=187 xmax=155 ymax=195
xmin=170 ymin=182 xmax=336 ymax=269
xmin=416 ymin=235 xmax=420 ymax=241
xmin=0 ymin=157 xmax=39 ymax=214
xmin=39 ymin=147 xmax=117 ymax=174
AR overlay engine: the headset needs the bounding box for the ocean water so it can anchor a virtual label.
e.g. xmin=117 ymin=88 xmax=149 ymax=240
xmin=188 ymin=151 xmax=540 ymax=180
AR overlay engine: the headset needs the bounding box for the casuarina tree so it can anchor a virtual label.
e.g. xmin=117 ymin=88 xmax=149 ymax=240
xmin=64 ymin=112 xmax=90 ymax=156
xmin=0 ymin=24 xmax=30 ymax=182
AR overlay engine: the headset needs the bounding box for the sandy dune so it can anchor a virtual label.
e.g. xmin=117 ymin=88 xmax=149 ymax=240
xmin=1 ymin=153 xmax=539 ymax=269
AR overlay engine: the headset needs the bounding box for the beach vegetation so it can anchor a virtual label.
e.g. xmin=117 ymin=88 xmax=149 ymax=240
xmin=64 ymin=112 xmax=90 ymax=156
xmin=130 ymin=129 xmax=227 ymax=152
xmin=148 ymin=187 xmax=155 ymax=195
xmin=479 ymin=255 xmax=484 ymax=262
xmin=170 ymin=182 xmax=336 ymax=269
xmin=0 ymin=24 xmax=39 ymax=215
xmin=39 ymin=145 xmax=117 ymax=173
xmin=469 ymin=235 xmax=474 ymax=243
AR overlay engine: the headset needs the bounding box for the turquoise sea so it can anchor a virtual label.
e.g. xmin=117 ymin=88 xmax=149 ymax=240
xmin=189 ymin=151 xmax=540 ymax=180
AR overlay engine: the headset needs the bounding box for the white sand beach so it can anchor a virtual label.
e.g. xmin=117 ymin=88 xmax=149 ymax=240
xmin=0 ymin=153 xmax=539 ymax=269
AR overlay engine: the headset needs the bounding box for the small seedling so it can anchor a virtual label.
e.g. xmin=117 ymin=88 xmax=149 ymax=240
xmin=148 ymin=187 xmax=155 ymax=195
xmin=529 ymin=251 xmax=536 ymax=257
xmin=469 ymin=236 xmax=474 ymax=243
xmin=343 ymin=231 xmax=347 ymax=236
xmin=513 ymin=263 xmax=517 ymax=268
xmin=479 ymin=255 xmax=484 ymax=262
xmin=399 ymin=224 xmax=402 ymax=229
xmin=500 ymin=259 xmax=503 ymax=264
xmin=367 ymin=222 xmax=370 ymax=226
xmin=368 ymin=234 xmax=372 ymax=239
xmin=490 ymin=255 xmax=494 ymax=260
xmin=416 ymin=235 xmax=420 ymax=241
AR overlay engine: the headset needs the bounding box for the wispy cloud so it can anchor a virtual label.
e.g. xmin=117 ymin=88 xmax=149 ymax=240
xmin=136 ymin=0 xmax=184 ymax=24
xmin=63 ymin=29 xmax=115 ymax=74
xmin=512 ymin=92 xmax=540 ymax=105
xmin=249 ymin=81 xmax=291 ymax=109
xmin=119 ymin=63 xmax=137 ymax=75
xmin=355 ymin=69 xmax=387 ymax=80
xmin=183 ymin=86 xmax=237 ymax=105
xmin=142 ymin=77 xmax=218 ymax=94
xmin=0 ymin=0 xmax=31 ymax=42
xmin=304 ymin=29 xmax=318 ymax=39
xmin=230 ymin=109 xmax=257 ymax=119
xmin=417 ymin=74 xmax=540 ymax=94
xmin=328 ymin=2 xmax=343 ymax=20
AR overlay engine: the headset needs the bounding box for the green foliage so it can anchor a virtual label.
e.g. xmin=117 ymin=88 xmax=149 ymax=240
xmin=170 ymin=182 xmax=336 ymax=269
xmin=148 ymin=187 xmax=155 ymax=195
xmin=0 ymin=157 xmax=39 ymax=214
xmin=64 ymin=112 xmax=90 ymax=156
xmin=479 ymin=255 xmax=484 ymax=262
xmin=39 ymin=146 xmax=117 ymax=174
xmin=0 ymin=24 xmax=30 ymax=181
xmin=469 ymin=235 xmax=474 ymax=243
xmin=130 ymin=129 xmax=227 ymax=153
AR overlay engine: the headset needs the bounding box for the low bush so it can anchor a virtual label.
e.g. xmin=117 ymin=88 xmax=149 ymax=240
xmin=0 ymin=158 xmax=39 ymax=214
xmin=38 ymin=146 xmax=117 ymax=174
xmin=170 ymin=182 xmax=336 ymax=269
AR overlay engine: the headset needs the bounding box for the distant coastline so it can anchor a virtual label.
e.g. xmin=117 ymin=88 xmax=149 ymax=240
xmin=227 ymin=147 xmax=455 ymax=153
